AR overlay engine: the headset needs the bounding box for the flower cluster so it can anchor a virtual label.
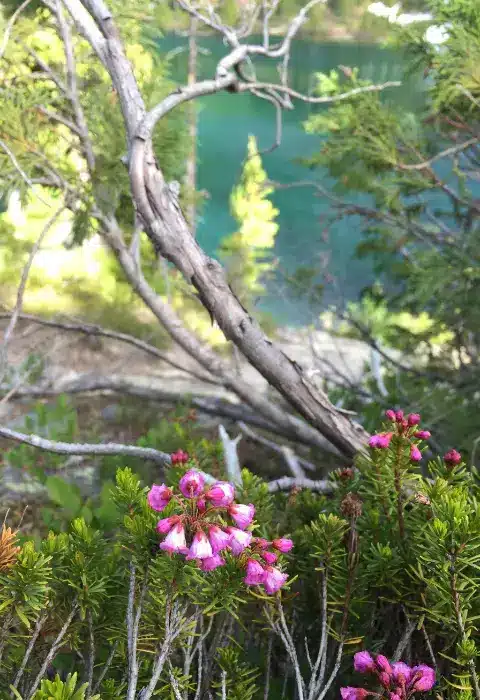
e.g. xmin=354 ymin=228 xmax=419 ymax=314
xmin=369 ymin=410 xmax=431 ymax=463
xmin=147 ymin=469 xmax=292 ymax=595
xmin=341 ymin=651 xmax=435 ymax=700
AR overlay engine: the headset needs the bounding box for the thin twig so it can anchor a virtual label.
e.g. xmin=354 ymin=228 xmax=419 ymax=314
xmin=0 ymin=0 xmax=33 ymax=59
xmin=10 ymin=610 xmax=49 ymax=693
xmin=92 ymin=640 xmax=118 ymax=694
xmin=25 ymin=603 xmax=78 ymax=700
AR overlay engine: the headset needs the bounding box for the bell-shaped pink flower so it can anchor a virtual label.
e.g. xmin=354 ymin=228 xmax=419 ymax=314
xmin=385 ymin=409 xmax=396 ymax=421
xmin=159 ymin=523 xmax=187 ymax=553
xmin=379 ymin=672 xmax=392 ymax=689
xmin=414 ymin=430 xmax=431 ymax=439
xmin=341 ymin=688 xmax=371 ymax=700
xmin=392 ymin=662 xmax=412 ymax=684
xmin=263 ymin=566 xmax=288 ymax=594
xmin=208 ymin=525 xmax=231 ymax=554
xmin=205 ymin=481 xmax=235 ymax=507
xmin=376 ymin=655 xmax=393 ymax=676
xmin=444 ymin=449 xmax=461 ymax=466
xmin=244 ymin=558 xmax=266 ymax=585
xmin=200 ymin=554 xmax=225 ymax=571
xmin=369 ymin=433 xmax=392 ymax=449
xmin=186 ymin=530 xmax=213 ymax=560
xmin=354 ymin=651 xmax=375 ymax=674
xmin=407 ymin=413 xmax=421 ymax=426
xmin=156 ymin=516 xmax=179 ymax=534
xmin=410 ymin=445 xmax=422 ymax=462
xmin=148 ymin=484 xmax=173 ymax=512
xmin=389 ymin=693 xmax=402 ymax=700
xmin=395 ymin=410 xmax=404 ymax=422
xmin=261 ymin=551 xmax=278 ymax=565
xmin=226 ymin=527 xmax=252 ymax=555
xmin=179 ymin=470 xmax=205 ymax=499
xmin=229 ymin=503 xmax=255 ymax=529
xmin=410 ymin=665 xmax=435 ymax=691
xmin=272 ymin=538 xmax=294 ymax=553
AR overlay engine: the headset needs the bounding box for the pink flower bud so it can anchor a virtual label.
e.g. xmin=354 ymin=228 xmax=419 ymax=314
xmin=376 ymin=655 xmax=393 ymax=676
xmin=208 ymin=525 xmax=231 ymax=554
xmin=341 ymin=688 xmax=371 ymax=700
xmin=261 ymin=551 xmax=278 ymax=565
xmin=244 ymin=558 xmax=266 ymax=585
xmin=254 ymin=538 xmax=271 ymax=549
xmin=407 ymin=413 xmax=421 ymax=426
xmin=171 ymin=449 xmax=189 ymax=465
xmin=414 ymin=431 xmax=431 ymax=440
xmin=229 ymin=503 xmax=255 ymax=530
xmin=379 ymin=672 xmax=392 ymax=689
xmin=395 ymin=410 xmax=404 ymax=422
xmin=390 ymin=694 xmax=402 ymax=700
xmin=410 ymin=665 xmax=435 ymax=692
xmin=186 ymin=530 xmax=213 ymax=560
xmin=354 ymin=651 xmax=375 ymax=674
xmin=263 ymin=565 xmax=288 ymax=594
xmin=385 ymin=409 xmax=396 ymax=421
xmin=444 ymin=449 xmax=461 ymax=466
xmin=159 ymin=523 xmax=188 ymax=553
xmin=205 ymin=481 xmax=235 ymax=507
xmin=179 ymin=470 xmax=205 ymax=499
xmin=197 ymin=497 xmax=207 ymax=513
xmin=272 ymin=538 xmax=294 ymax=553
xmin=200 ymin=554 xmax=225 ymax=571
xmin=148 ymin=484 xmax=173 ymax=512
xmin=156 ymin=516 xmax=179 ymax=534
xmin=226 ymin=527 xmax=252 ymax=555
xmin=410 ymin=445 xmax=422 ymax=462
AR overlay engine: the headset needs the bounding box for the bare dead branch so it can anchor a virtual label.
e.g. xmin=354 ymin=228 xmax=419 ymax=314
xmin=0 ymin=424 xmax=172 ymax=465
xmin=0 ymin=311 xmax=222 ymax=385
xmin=218 ymin=424 xmax=242 ymax=485
xmin=240 ymin=79 xmax=401 ymax=103
xmin=267 ymin=476 xmax=335 ymax=493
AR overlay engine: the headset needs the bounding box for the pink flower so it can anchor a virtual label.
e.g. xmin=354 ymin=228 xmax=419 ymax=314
xmin=208 ymin=525 xmax=231 ymax=554
xmin=205 ymin=481 xmax=235 ymax=507
xmin=354 ymin=651 xmax=375 ymax=674
xmin=226 ymin=527 xmax=252 ymax=555
xmin=197 ymin=497 xmax=206 ymax=513
xmin=254 ymin=538 xmax=270 ymax=549
xmin=414 ymin=431 xmax=431 ymax=439
xmin=410 ymin=445 xmax=422 ymax=462
xmin=376 ymin=655 xmax=393 ymax=676
xmin=264 ymin=566 xmax=288 ymax=594
xmin=272 ymin=538 xmax=294 ymax=553
xmin=392 ymin=662 xmax=412 ymax=684
xmin=200 ymin=554 xmax=225 ymax=571
xmin=395 ymin=410 xmax=404 ymax=422
xmin=341 ymin=688 xmax=371 ymax=700
xmin=407 ymin=413 xmax=421 ymax=426
xmin=186 ymin=530 xmax=213 ymax=560
xmin=148 ymin=484 xmax=173 ymax=512
xmin=385 ymin=409 xmax=396 ymax=421
xmin=179 ymin=470 xmax=205 ymax=498
xmin=156 ymin=516 xmax=179 ymax=534
xmin=244 ymin=558 xmax=266 ymax=585
xmin=390 ymin=694 xmax=402 ymax=700
xmin=159 ymin=523 xmax=187 ymax=553
xmin=410 ymin=665 xmax=435 ymax=692
xmin=261 ymin=551 xmax=278 ymax=565
xmin=369 ymin=433 xmax=392 ymax=449
xmin=229 ymin=503 xmax=255 ymax=529
xmin=444 ymin=449 xmax=461 ymax=466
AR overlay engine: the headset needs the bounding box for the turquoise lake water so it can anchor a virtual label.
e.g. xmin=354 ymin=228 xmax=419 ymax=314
xmin=160 ymin=36 xmax=425 ymax=323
